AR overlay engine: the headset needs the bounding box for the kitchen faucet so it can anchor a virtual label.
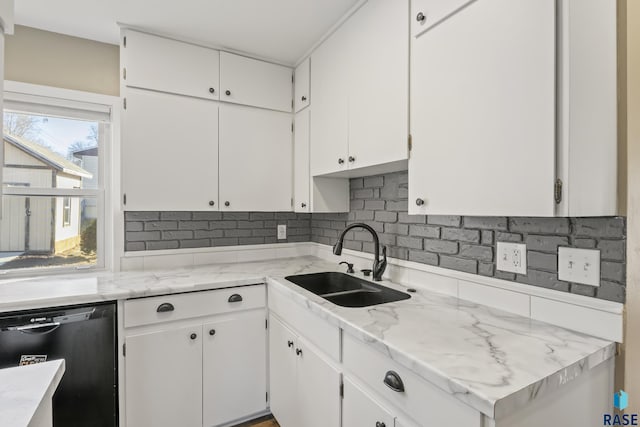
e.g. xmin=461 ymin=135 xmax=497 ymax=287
xmin=333 ymin=223 xmax=387 ymax=281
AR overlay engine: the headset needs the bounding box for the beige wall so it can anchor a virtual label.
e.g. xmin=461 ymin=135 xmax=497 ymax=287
xmin=4 ymin=25 xmax=119 ymax=96
xmin=624 ymin=0 xmax=640 ymax=409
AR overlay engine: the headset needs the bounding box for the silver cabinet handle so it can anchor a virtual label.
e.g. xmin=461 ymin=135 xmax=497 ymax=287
xmin=417 ymin=12 xmax=426 ymax=22
xmin=416 ymin=198 xmax=425 ymax=206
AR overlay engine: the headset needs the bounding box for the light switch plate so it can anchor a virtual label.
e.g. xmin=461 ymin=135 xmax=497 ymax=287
xmin=558 ymin=247 xmax=600 ymax=286
xmin=277 ymin=224 xmax=287 ymax=240
xmin=496 ymin=242 xmax=527 ymax=275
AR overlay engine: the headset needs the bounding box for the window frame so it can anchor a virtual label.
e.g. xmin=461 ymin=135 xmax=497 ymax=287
xmin=0 ymin=81 xmax=120 ymax=277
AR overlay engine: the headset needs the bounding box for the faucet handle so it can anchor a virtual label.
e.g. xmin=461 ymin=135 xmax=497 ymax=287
xmin=339 ymin=261 xmax=355 ymax=273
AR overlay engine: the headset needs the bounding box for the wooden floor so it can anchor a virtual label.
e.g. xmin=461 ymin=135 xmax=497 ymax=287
xmin=233 ymin=415 xmax=279 ymax=427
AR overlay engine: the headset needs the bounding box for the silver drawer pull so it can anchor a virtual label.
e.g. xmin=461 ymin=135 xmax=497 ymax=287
xmin=157 ymin=303 xmax=175 ymax=313
xmin=383 ymin=370 xmax=405 ymax=393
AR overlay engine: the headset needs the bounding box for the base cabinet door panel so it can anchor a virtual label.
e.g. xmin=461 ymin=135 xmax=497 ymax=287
xmin=122 ymin=88 xmax=219 ymax=211
xmin=296 ymin=338 xmax=341 ymax=427
xmin=125 ymin=325 xmax=203 ymax=427
xmin=269 ymin=314 xmax=341 ymax=427
xmin=203 ymin=310 xmax=267 ymax=427
xmin=269 ymin=315 xmax=299 ymax=427
xmin=343 ymin=378 xmax=395 ymax=427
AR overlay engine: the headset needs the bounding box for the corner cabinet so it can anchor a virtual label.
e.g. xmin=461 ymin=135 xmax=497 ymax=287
xmin=310 ymin=0 xmax=409 ymax=177
xmin=269 ymin=314 xmax=341 ymax=427
xmin=123 ymin=286 xmax=268 ymax=427
xmin=409 ymin=0 xmax=617 ymax=217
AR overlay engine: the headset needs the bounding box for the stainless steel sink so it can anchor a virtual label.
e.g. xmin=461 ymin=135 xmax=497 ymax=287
xmin=284 ymin=272 xmax=411 ymax=308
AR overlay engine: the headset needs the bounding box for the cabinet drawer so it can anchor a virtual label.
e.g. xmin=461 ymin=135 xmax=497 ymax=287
xmin=268 ymin=283 xmax=340 ymax=361
xmin=124 ymin=285 xmax=265 ymax=328
xmin=343 ymin=333 xmax=481 ymax=426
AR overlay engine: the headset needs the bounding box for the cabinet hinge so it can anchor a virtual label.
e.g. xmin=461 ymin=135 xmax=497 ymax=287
xmin=123 ymin=97 xmax=127 ymax=110
xmin=291 ymin=122 xmax=294 ymax=132
xmin=291 ymin=198 xmax=293 ymax=208
xmin=123 ymin=343 xmax=126 ymax=357
xmin=265 ymin=318 xmax=268 ymax=329
xmin=266 ymin=391 xmax=269 ymax=402
xmin=554 ymin=179 xmax=563 ymax=204
xmin=123 ymin=193 xmax=127 ymax=206
xmin=292 ymin=99 xmax=294 ymax=109
xmin=408 ymin=134 xmax=413 ymax=159
xmin=339 ymin=381 xmax=344 ymax=398
xmin=123 ymin=36 xmax=126 ymax=47
xmin=123 ymin=67 xmax=126 ymax=80
xmin=292 ymin=74 xmax=294 ymax=84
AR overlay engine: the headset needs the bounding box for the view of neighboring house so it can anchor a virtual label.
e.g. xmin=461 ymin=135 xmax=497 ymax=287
xmin=72 ymin=146 xmax=98 ymax=220
xmin=1 ymin=133 xmax=93 ymax=254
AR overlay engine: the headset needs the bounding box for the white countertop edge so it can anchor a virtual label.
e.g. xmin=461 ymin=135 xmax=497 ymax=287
xmin=0 ymin=360 xmax=66 ymax=427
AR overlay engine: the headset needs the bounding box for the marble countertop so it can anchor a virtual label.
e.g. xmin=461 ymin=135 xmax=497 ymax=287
xmin=0 ymin=256 xmax=615 ymax=419
xmin=0 ymin=360 xmax=65 ymax=427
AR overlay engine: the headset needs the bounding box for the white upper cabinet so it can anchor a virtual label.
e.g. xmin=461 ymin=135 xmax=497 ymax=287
xmin=409 ymin=0 xmax=556 ymax=217
xmin=220 ymin=52 xmax=293 ymax=112
xmin=556 ymin=0 xmax=618 ymax=217
xmin=294 ymin=109 xmax=311 ymax=213
xmin=219 ymin=104 xmax=292 ymax=211
xmin=122 ymin=29 xmax=220 ymax=100
xmin=122 ymin=88 xmax=219 ymax=211
xmin=409 ymin=0 xmax=617 ymax=217
xmin=310 ymin=0 xmax=409 ymax=177
xmin=294 ymin=58 xmax=311 ymax=112
xmin=309 ymin=19 xmax=350 ymax=176
xmin=347 ymin=0 xmax=409 ymax=171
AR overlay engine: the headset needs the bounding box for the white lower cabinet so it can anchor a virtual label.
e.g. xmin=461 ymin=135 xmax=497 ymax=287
xmin=125 ymin=324 xmax=203 ymax=427
xmin=269 ymin=314 xmax=341 ymax=427
xmin=203 ymin=311 xmax=267 ymax=427
xmin=123 ymin=286 xmax=267 ymax=427
xmin=343 ymin=377 xmax=395 ymax=427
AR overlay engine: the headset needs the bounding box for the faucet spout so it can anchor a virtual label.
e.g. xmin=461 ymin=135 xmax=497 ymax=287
xmin=334 ymin=223 xmax=387 ymax=281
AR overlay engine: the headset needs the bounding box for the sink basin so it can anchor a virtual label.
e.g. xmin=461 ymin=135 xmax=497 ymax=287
xmin=284 ymin=272 xmax=411 ymax=308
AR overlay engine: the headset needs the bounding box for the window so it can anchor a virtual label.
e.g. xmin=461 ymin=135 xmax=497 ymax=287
xmin=0 ymin=86 xmax=112 ymax=274
xmin=62 ymin=197 xmax=72 ymax=227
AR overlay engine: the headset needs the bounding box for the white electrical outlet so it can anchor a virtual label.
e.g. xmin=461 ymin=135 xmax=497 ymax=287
xmin=496 ymin=242 xmax=527 ymax=275
xmin=277 ymin=224 xmax=287 ymax=240
xmin=558 ymin=247 xmax=600 ymax=286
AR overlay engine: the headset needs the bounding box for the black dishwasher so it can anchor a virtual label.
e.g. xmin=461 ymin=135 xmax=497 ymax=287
xmin=0 ymin=302 xmax=118 ymax=427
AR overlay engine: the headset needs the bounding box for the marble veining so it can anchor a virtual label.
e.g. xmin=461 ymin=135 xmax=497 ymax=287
xmin=0 ymin=360 xmax=65 ymax=427
xmin=0 ymin=256 xmax=615 ymax=419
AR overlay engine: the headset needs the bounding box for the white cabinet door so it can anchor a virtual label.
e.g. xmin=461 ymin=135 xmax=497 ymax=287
xmin=220 ymin=52 xmax=292 ymax=112
xmin=269 ymin=315 xmax=298 ymax=427
xmin=202 ymin=310 xmax=267 ymax=427
xmin=309 ymin=20 xmax=349 ymax=176
xmin=409 ymin=0 xmax=556 ymax=216
xmin=125 ymin=325 xmax=203 ymax=427
xmin=294 ymin=58 xmax=310 ymax=112
xmin=122 ymin=88 xmax=219 ymax=211
xmin=219 ymin=105 xmax=292 ymax=211
xmin=347 ymin=0 xmax=409 ymax=171
xmin=343 ymin=378 xmax=395 ymax=427
xmin=294 ymin=109 xmax=310 ymax=213
xmin=122 ymin=30 xmax=220 ymax=100
xmin=297 ymin=338 xmax=341 ymax=427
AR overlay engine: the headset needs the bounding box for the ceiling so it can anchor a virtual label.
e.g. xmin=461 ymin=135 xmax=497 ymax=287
xmin=14 ymin=0 xmax=361 ymax=65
